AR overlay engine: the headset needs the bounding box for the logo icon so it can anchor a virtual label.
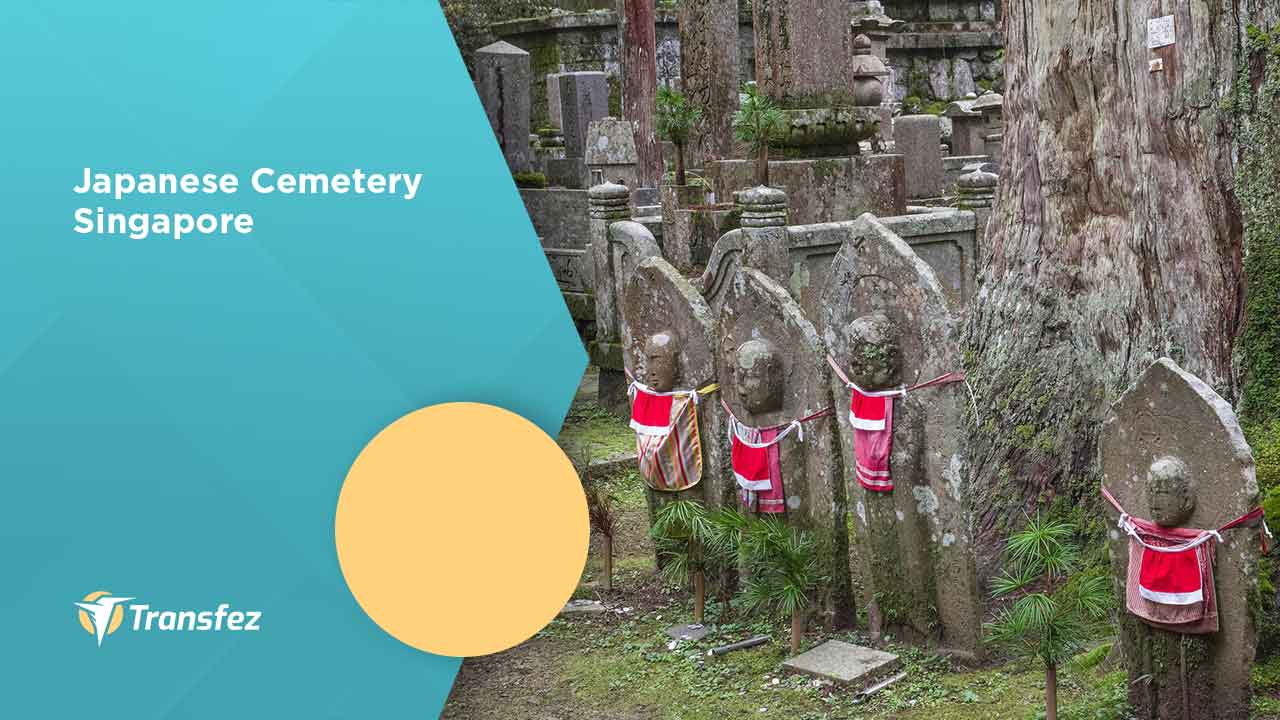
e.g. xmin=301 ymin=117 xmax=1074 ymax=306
xmin=75 ymin=591 xmax=135 ymax=647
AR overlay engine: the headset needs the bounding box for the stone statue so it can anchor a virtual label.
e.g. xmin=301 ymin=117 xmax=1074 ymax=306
xmin=642 ymin=331 xmax=678 ymax=393
xmin=734 ymin=338 xmax=783 ymax=415
xmin=621 ymin=256 xmax=730 ymax=508
xmin=1101 ymin=358 xmax=1261 ymax=719
xmin=717 ymin=266 xmax=854 ymax=628
xmin=818 ymin=213 xmax=983 ymax=659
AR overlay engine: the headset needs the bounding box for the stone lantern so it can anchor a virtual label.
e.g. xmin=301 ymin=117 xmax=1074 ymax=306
xmin=850 ymin=34 xmax=888 ymax=108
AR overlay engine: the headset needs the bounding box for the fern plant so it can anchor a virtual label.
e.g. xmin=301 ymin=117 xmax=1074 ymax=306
xmin=573 ymin=447 xmax=619 ymax=592
xmin=985 ymin=516 xmax=1111 ymax=720
xmin=732 ymin=83 xmax=787 ymax=187
xmin=651 ymin=499 xmax=736 ymax=624
xmin=655 ymin=86 xmax=703 ymax=186
xmin=739 ymin=518 xmax=826 ymax=654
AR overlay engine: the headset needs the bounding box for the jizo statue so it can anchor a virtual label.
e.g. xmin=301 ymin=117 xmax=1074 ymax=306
xmin=1147 ymin=455 xmax=1196 ymax=527
xmin=643 ymin=331 xmax=678 ymax=393
xmin=734 ymin=338 xmax=783 ymax=415
xmin=844 ymin=313 xmax=902 ymax=389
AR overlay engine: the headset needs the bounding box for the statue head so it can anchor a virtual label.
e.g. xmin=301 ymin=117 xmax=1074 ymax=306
xmin=845 ymin=313 xmax=901 ymax=388
xmin=643 ymin=331 xmax=678 ymax=392
xmin=735 ymin=338 xmax=782 ymax=414
xmin=1146 ymin=455 xmax=1196 ymax=527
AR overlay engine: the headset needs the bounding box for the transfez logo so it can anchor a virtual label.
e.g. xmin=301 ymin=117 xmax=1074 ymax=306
xmin=75 ymin=590 xmax=262 ymax=647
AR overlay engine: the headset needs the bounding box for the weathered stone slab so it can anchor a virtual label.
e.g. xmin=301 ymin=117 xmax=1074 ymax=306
xmin=818 ymin=212 xmax=982 ymax=656
xmin=894 ymin=114 xmax=945 ymax=199
xmin=717 ymin=266 xmax=854 ymax=628
xmin=782 ymin=640 xmax=899 ymax=686
xmin=560 ymin=599 xmax=606 ymax=616
xmin=754 ymin=0 xmax=855 ymax=108
xmin=665 ymin=623 xmax=709 ymax=642
xmin=621 ymin=255 xmax=731 ymax=511
xmin=474 ymin=40 xmax=532 ymax=173
xmin=559 ymin=71 xmax=610 ymax=159
xmin=703 ymin=155 xmax=906 ymax=226
xmin=1101 ymin=358 xmax=1260 ymax=719
xmin=677 ymin=0 xmax=739 ymax=165
xmin=586 ymin=117 xmax=640 ymax=188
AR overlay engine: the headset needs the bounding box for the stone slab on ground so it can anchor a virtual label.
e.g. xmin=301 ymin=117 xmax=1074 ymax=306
xmin=782 ymin=640 xmax=899 ymax=686
xmin=665 ymin=624 xmax=709 ymax=642
xmin=560 ymin=599 xmax=606 ymax=616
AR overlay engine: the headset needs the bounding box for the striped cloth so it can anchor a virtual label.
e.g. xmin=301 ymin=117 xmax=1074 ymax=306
xmin=634 ymin=389 xmax=703 ymax=492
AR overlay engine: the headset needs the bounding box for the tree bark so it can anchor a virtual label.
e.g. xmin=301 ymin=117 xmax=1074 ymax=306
xmin=964 ymin=0 xmax=1277 ymax=576
xmin=756 ymin=143 xmax=770 ymax=187
xmin=1045 ymin=662 xmax=1058 ymax=720
xmin=693 ymin=570 xmax=705 ymax=625
xmin=602 ymin=535 xmax=613 ymax=592
xmin=618 ymin=0 xmax=663 ymax=188
xmin=790 ymin=608 xmax=804 ymax=655
xmin=675 ymin=143 xmax=687 ymax=187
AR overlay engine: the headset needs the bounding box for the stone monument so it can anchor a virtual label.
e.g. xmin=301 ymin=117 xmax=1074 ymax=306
xmin=818 ymin=212 xmax=982 ymax=658
xmin=474 ymin=40 xmax=532 ymax=173
xmin=621 ymin=256 xmax=732 ymax=513
xmin=895 ymin=115 xmax=946 ymax=199
xmin=677 ymin=0 xmax=739 ymax=167
xmin=1101 ymin=358 xmax=1261 ymax=719
xmin=717 ymin=266 xmax=855 ymax=628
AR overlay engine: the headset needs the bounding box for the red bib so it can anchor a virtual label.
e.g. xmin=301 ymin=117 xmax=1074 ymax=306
xmin=1138 ymin=546 xmax=1204 ymax=605
xmin=731 ymin=431 xmax=772 ymax=491
xmin=630 ymin=388 xmax=675 ymax=436
xmin=850 ymin=389 xmax=888 ymax=431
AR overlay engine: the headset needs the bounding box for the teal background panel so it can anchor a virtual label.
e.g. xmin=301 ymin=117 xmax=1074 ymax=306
xmin=0 ymin=0 xmax=586 ymax=716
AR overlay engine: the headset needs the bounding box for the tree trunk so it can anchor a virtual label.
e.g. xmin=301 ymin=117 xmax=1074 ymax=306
xmin=675 ymin=143 xmax=686 ymax=187
xmin=692 ymin=570 xmax=705 ymax=625
xmin=618 ymin=0 xmax=663 ymax=188
xmin=790 ymin=607 xmax=804 ymax=655
xmin=602 ymin=535 xmax=613 ymax=592
xmin=1045 ymin=662 xmax=1058 ymax=720
xmin=964 ymin=0 xmax=1277 ymax=577
xmin=756 ymin=143 xmax=769 ymax=187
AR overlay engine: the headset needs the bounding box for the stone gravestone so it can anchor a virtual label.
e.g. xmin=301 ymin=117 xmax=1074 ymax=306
xmin=753 ymin=0 xmax=854 ymax=108
xmin=1101 ymin=358 xmax=1261 ymax=719
xmin=717 ymin=267 xmax=855 ymax=629
xmin=677 ymin=0 xmax=739 ymax=166
xmin=585 ymin=117 xmax=640 ymax=188
xmin=818 ymin=212 xmax=983 ymax=659
xmin=895 ymin=115 xmax=945 ymax=199
xmin=545 ymin=72 xmax=565 ymax=131
xmin=559 ymin=72 xmax=610 ymax=159
xmin=474 ymin=40 xmax=532 ymax=173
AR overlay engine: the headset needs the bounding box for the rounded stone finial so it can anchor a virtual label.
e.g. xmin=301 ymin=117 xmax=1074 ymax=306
xmin=853 ymin=34 xmax=872 ymax=53
xmin=734 ymin=186 xmax=789 ymax=228
xmin=588 ymin=181 xmax=631 ymax=221
xmin=955 ymin=165 xmax=997 ymax=208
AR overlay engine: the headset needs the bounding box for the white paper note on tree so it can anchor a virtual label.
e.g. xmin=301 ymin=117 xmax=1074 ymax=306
xmin=1148 ymin=15 xmax=1175 ymax=49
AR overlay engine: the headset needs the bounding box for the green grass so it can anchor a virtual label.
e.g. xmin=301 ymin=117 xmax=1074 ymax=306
xmin=558 ymin=402 xmax=635 ymax=461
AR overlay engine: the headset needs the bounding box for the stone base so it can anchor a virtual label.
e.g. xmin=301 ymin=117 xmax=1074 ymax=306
xmin=665 ymin=624 xmax=709 ymax=642
xmin=704 ymin=155 xmax=905 ymax=226
xmin=782 ymin=640 xmax=899 ymax=686
xmin=546 ymin=157 xmax=588 ymax=189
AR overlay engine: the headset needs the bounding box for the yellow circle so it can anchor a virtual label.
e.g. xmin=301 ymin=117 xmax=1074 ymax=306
xmin=335 ymin=402 xmax=588 ymax=657
xmin=78 ymin=590 xmax=124 ymax=636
